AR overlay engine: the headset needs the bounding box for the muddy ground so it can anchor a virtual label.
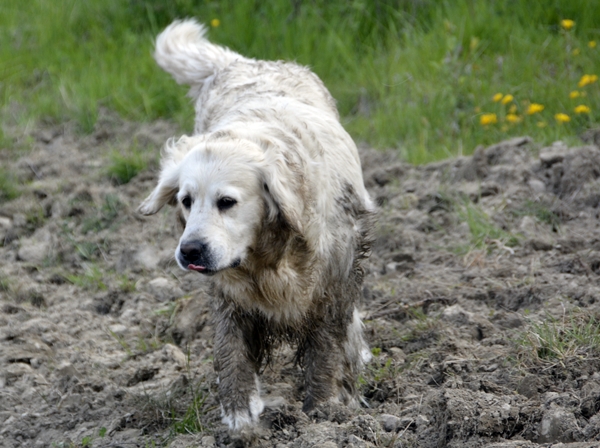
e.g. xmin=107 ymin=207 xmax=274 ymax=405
xmin=3 ymin=115 xmax=600 ymax=447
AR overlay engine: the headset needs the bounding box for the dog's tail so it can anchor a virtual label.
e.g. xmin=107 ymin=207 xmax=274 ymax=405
xmin=154 ymin=19 xmax=240 ymax=87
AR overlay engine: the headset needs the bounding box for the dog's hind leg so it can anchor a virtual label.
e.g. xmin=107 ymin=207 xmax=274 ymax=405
xmin=213 ymin=300 xmax=267 ymax=430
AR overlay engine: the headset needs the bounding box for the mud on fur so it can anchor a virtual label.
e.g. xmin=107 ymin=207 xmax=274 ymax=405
xmin=139 ymin=19 xmax=375 ymax=430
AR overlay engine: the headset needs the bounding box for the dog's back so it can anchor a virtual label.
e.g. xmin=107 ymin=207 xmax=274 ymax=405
xmin=154 ymin=19 xmax=338 ymax=127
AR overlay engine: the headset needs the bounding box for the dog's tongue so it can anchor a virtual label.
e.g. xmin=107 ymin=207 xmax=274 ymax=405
xmin=188 ymin=264 xmax=207 ymax=272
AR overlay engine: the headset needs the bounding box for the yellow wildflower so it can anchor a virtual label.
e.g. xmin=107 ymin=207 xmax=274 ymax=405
xmin=210 ymin=18 xmax=221 ymax=28
xmin=480 ymin=113 xmax=498 ymax=126
xmin=509 ymin=104 xmax=517 ymax=114
xmin=555 ymin=113 xmax=571 ymax=123
xmin=572 ymin=48 xmax=581 ymax=56
xmin=501 ymin=94 xmax=514 ymax=105
xmin=570 ymin=91 xmax=581 ymax=99
xmin=561 ymin=19 xmax=575 ymax=31
xmin=574 ymin=104 xmax=591 ymax=114
xmin=527 ymin=103 xmax=544 ymax=115
xmin=506 ymin=113 xmax=521 ymax=123
xmin=492 ymin=93 xmax=503 ymax=102
xmin=578 ymin=74 xmax=599 ymax=87
xmin=590 ymin=41 xmax=597 ymax=48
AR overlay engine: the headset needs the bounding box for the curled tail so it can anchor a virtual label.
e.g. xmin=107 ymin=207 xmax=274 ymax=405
xmin=154 ymin=19 xmax=241 ymax=87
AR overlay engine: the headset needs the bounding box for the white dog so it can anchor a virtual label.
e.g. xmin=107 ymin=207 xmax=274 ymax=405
xmin=139 ymin=19 xmax=374 ymax=430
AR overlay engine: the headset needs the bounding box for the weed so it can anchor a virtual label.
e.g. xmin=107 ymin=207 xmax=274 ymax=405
xmin=64 ymin=264 xmax=107 ymax=291
xmin=518 ymin=311 xmax=600 ymax=364
xmin=512 ymin=199 xmax=562 ymax=231
xmin=107 ymin=148 xmax=147 ymax=185
xmin=456 ymin=201 xmax=520 ymax=253
xmin=118 ymin=274 xmax=137 ymax=293
xmin=81 ymin=194 xmax=124 ymax=233
xmin=0 ymin=168 xmax=20 ymax=202
xmin=170 ymin=386 xmax=207 ymax=434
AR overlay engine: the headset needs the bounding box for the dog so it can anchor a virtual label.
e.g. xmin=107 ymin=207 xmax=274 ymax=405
xmin=139 ymin=19 xmax=374 ymax=430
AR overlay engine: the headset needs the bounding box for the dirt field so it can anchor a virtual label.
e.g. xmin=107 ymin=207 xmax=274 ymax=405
xmin=3 ymin=116 xmax=600 ymax=447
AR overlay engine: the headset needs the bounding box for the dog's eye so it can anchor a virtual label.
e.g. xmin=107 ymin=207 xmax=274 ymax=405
xmin=217 ymin=197 xmax=237 ymax=211
xmin=181 ymin=196 xmax=192 ymax=209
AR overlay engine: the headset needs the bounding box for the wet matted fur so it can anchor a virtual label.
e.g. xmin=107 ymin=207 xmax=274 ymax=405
xmin=139 ymin=19 xmax=375 ymax=430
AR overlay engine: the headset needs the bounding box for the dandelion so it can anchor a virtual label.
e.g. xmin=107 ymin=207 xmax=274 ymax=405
xmin=480 ymin=113 xmax=498 ymax=126
xmin=527 ymin=103 xmax=544 ymax=115
xmin=570 ymin=91 xmax=581 ymax=99
xmin=572 ymin=48 xmax=581 ymax=56
xmin=561 ymin=19 xmax=575 ymax=31
xmin=492 ymin=93 xmax=503 ymax=102
xmin=509 ymin=104 xmax=518 ymax=114
xmin=506 ymin=113 xmax=521 ymax=123
xmin=578 ymin=74 xmax=599 ymax=87
xmin=210 ymin=18 xmax=221 ymax=27
xmin=555 ymin=113 xmax=571 ymax=123
xmin=590 ymin=41 xmax=597 ymax=48
xmin=574 ymin=105 xmax=591 ymax=114
xmin=501 ymin=94 xmax=514 ymax=105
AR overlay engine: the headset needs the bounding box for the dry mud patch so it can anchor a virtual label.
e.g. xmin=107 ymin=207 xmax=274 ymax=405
xmin=2 ymin=120 xmax=600 ymax=447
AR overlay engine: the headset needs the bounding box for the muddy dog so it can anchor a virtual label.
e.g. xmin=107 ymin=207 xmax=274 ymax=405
xmin=139 ymin=19 xmax=374 ymax=430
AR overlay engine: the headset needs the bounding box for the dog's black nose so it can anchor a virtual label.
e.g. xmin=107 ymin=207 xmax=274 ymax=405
xmin=179 ymin=240 xmax=209 ymax=266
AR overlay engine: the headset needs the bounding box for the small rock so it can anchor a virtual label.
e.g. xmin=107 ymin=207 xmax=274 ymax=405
xmin=527 ymin=178 xmax=546 ymax=193
xmin=17 ymin=228 xmax=54 ymax=264
xmin=380 ymin=414 xmax=401 ymax=432
xmin=145 ymin=277 xmax=184 ymax=302
xmin=442 ymin=304 xmax=472 ymax=325
xmin=538 ymin=405 xmax=580 ymax=443
xmin=108 ymin=324 xmax=128 ymax=336
xmin=201 ymin=435 xmax=216 ymax=446
xmin=162 ymin=343 xmax=187 ymax=368
xmin=528 ymin=238 xmax=553 ymax=251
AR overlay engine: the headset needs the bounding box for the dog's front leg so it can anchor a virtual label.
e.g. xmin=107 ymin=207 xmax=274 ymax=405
xmin=213 ymin=301 xmax=265 ymax=430
xmin=301 ymin=322 xmax=345 ymax=413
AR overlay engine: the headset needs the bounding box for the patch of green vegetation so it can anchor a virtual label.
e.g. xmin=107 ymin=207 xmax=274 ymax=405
xmin=518 ymin=312 xmax=600 ymax=363
xmin=1 ymin=1 xmax=600 ymax=162
xmin=0 ymin=168 xmax=20 ymax=202
xmin=456 ymin=201 xmax=520 ymax=253
xmin=170 ymin=387 xmax=207 ymax=435
xmin=512 ymin=199 xmax=562 ymax=231
xmin=107 ymin=148 xmax=147 ymax=185
xmin=81 ymin=194 xmax=124 ymax=234
xmin=64 ymin=264 xmax=107 ymax=291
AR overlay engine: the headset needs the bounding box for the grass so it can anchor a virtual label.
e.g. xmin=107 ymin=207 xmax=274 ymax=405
xmin=64 ymin=264 xmax=107 ymax=291
xmin=0 ymin=168 xmax=20 ymax=202
xmin=456 ymin=201 xmax=520 ymax=253
xmin=512 ymin=199 xmax=562 ymax=231
xmin=81 ymin=194 xmax=124 ymax=234
xmin=518 ymin=311 xmax=600 ymax=364
xmin=106 ymin=147 xmax=148 ymax=185
xmin=1 ymin=1 xmax=600 ymax=163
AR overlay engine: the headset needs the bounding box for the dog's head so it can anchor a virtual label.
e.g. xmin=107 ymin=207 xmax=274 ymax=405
xmin=138 ymin=134 xmax=305 ymax=275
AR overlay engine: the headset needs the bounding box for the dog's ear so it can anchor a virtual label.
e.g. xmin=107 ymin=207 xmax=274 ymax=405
xmin=138 ymin=137 xmax=191 ymax=215
xmin=260 ymin=152 xmax=306 ymax=234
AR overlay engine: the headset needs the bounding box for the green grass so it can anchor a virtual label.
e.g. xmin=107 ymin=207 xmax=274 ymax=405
xmin=2 ymin=1 xmax=600 ymax=163
xmin=457 ymin=201 xmax=520 ymax=252
xmin=106 ymin=148 xmax=148 ymax=185
xmin=0 ymin=168 xmax=20 ymax=202
xmin=519 ymin=312 xmax=600 ymax=363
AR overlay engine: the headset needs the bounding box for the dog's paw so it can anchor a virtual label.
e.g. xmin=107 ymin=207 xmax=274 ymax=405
xmin=221 ymin=393 xmax=265 ymax=430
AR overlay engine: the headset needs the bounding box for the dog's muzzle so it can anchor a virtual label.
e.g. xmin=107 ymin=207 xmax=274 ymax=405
xmin=178 ymin=240 xmax=241 ymax=274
